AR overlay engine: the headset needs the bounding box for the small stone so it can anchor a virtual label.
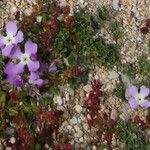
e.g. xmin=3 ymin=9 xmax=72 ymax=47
xmin=79 ymin=137 xmax=84 ymax=142
xmin=74 ymin=125 xmax=80 ymax=132
xmin=57 ymin=14 xmax=64 ymax=21
xmin=65 ymin=93 xmax=70 ymax=101
xmin=24 ymin=8 xmax=32 ymax=16
xmin=110 ymin=109 xmax=118 ymax=120
xmin=70 ymin=117 xmax=78 ymax=124
xmin=92 ymin=146 xmax=97 ymax=150
xmin=67 ymin=125 xmax=72 ymax=130
xmin=56 ymin=96 xmax=62 ymax=105
xmin=77 ymin=117 xmax=82 ymax=124
xmin=75 ymin=104 xmax=82 ymax=113
xmin=108 ymin=71 xmax=119 ymax=80
xmin=5 ymin=127 xmax=15 ymax=136
xmin=112 ymin=0 xmax=120 ymax=10
xmin=83 ymin=124 xmax=89 ymax=131
xmin=10 ymin=137 xmax=16 ymax=144
xmin=36 ymin=15 xmax=42 ymax=23
xmin=83 ymin=85 xmax=92 ymax=93
xmin=6 ymin=148 xmax=12 ymax=150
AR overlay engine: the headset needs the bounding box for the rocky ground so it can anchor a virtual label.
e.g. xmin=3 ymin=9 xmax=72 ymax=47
xmin=0 ymin=0 xmax=150 ymax=149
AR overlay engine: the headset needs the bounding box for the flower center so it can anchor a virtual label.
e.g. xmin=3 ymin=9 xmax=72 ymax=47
xmin=3 ymin=34 xmax=15 ymax=46
xmin=20 ymin=53 xmax=30 ymax=65
xmin=136 ymin=94 xmax=144 ymax=103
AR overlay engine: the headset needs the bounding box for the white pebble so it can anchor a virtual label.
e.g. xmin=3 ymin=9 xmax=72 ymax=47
xmin=36 ymin=15 xmax=42 ymax=23
xmin=10 ymin=137 xmax=16 ymax=144
xmin=75 ymin=104 xmax=82 ymax=113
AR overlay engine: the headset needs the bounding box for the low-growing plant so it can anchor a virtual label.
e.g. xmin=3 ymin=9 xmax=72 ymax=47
xmin=122 ymin=63 xmax=136 ymax=78
xmin=117 ymin=119 xmax=149 ymax=150
xmin=115 ymin=81 xmax=126 ymax=98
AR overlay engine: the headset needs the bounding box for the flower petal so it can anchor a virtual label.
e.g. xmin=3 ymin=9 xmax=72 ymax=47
xmin=28 ymin=61 xmax=40 ymax=72
xmin=29 ymin=72 xmax=39 ymax=81
xmin=15 ymin=30 xmax=24 ymax=44
xmin=129 ymin=86 xmax=138 ymax=98
xmin=6 ymin=22 xmax=17 ymax=36
xmin=25 ymin=40 xmax=37 ymax=55
xmin=129 ymin=97 xmax=139 ymax=109
xmin=2 ymin=45 xmax=14 ymax=57
xmin=15 ymin=63 xmax=25 ymax=74
xmin=4 ymin=62 xmax=17 ymax=75
xmin=7 ymin=74 xmax=24 ymax=87
xmin=140 ymin=100 xmax=150 ymax=108
xmin=35 ymin=79 xmax=44 ymax=87
xmin=9 ymin=46 xmax=23 ymax=59
xmin=140 ymin=86 xmax=150 ymax=98
xmin=49 ymin=63 xmax=57 ymax=72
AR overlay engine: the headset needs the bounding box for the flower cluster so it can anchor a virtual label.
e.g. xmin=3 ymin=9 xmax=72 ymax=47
xmin=127 ymin=85 xmax=150 ymax=109
xmin=0 ymin=21 xmax=43 ymax=87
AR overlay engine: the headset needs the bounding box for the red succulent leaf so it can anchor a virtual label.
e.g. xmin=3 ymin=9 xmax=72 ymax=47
xmin=140 ymin=26 xmax=149 ymax=34
xmin=15 ymin=114 xmax=27 ymax=127
xmin=133 ymin=116 xmax=146 ymax=128
xmin=15 ymin=11 xmax=20 ymax=21
xmin=146 ymin=19 xmax=150 ymax=28
xmin=63 ymin=5 xmax=70 ymax=16
xmin=63 ymin=144 xmax=72 ymax=150
xmin=105 ymin=134 xmax=112 ymax=144
xmin=17 ymin=127 xmax=28 ymax=139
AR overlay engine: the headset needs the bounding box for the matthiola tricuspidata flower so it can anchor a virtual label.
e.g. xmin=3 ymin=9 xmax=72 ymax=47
xmin=29 ymin=72 xmax=43 ymax=87
xmin=0 ymin=21 xmax=23 ymax=57
xmin=127 ymin=85 xmax=150 ymax=109
xmin=4 ymin=62 xmax=24 ymax=87
xmin=10 ymin=40 xmax=40 ymax=74
xmin=49 ymin=63 xmax=57 ymax=73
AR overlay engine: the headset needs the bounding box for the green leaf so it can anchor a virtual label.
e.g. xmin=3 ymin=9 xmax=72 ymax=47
xmin=122 ymin=63 xmax=136 ymax=78
xmin=115 ymin=82 xmax=125 ymax=98
xmin=111 ymin=21 xmax=123 ymax=39
xmin=68 ymin=53 xmax=77 ymax=67
xmin=41 ymin=13 xmax=50 ymax=22
xmin=97 ymin=6 xmax=109 ymax=21
xmin=35 ymin=143 xmax=41 ymax=150
xmin=30 ymin=24 xmax=40 ymax=35
xmin=8 ymin=107 xmax=18 ymax=116
xmin=117 ymin=119 xmax=148 ymax=150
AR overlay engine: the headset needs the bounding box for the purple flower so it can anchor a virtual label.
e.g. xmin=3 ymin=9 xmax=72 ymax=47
xmin=28 ymin=72 xmax=43 ymax=87
xmin=7 ymin=74 xmax=24 ymax=87
xmin=4 ymin=62 xmax=24 ymax=87
xmin=0 ymin=21 xmax=24 ymax=57
xmin=49 ymin=63 xmax=57 ymax=73
xmin=11 ymin=40 xmax=40 ymax=74
xmin=128 ymin=85 xmax=150 ymax=109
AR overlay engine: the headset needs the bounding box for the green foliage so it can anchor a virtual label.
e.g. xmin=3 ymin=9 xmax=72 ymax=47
xmin=139 ymin=58 xmax=150 ymax=75
xmin=54 ymin=8 xmax=120 ymax=69
xmin=67 ymin=52 xmax=77 ymax=67
xmin=41 ymin=13 xmax=50 ymax=22
xmin=111 ymin=21 xmax=123 ymax=39
xmin=34 ymin=143 xmax=41 ymax=150
xmin=117 ymin=119 xmax=149 ymax=150
xmin=115 ymin=82 xmax=125 ymax=98
xmin=97 ymin=6 xmax=109 ymax=21
xmin=138 ymin=58 xmax=150 ymax=86
xmin=122 ymin=63 xmax=136 ymax=78
xmin=67 ymin=71 xmax=88 ymax=89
